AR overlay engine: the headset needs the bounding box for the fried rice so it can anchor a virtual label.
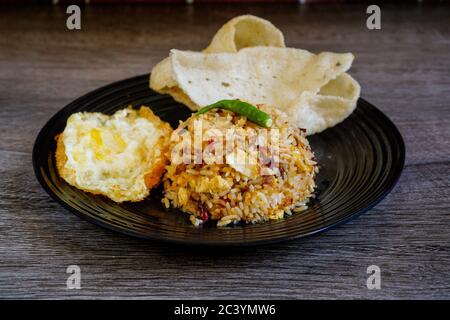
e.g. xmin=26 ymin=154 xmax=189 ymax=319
xmin=162 ymin=104 xmax=317 ymax=226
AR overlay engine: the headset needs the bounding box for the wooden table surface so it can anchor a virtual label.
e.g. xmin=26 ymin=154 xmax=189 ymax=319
xmin=0 ymin=3 xmax=449 ymax=299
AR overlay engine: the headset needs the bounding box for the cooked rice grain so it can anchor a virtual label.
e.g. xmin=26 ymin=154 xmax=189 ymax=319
xmin=162 ymin=105 xmax=317 ymax=226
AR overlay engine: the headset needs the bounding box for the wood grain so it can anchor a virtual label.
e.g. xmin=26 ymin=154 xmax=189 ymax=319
xmin=0 ymin=4 xmax=449 ymax=299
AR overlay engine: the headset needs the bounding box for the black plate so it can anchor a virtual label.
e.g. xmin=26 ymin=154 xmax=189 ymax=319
xmin=33 ymin=74 xmax=405 ymax=246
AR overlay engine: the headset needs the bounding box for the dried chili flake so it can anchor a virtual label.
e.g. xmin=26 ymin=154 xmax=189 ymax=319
xmin=197 ymin=203 xmax=209 ymax=222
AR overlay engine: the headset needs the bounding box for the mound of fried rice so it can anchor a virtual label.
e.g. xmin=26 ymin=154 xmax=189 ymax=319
xmin=162 ymin=104 xmax=317 ymax=226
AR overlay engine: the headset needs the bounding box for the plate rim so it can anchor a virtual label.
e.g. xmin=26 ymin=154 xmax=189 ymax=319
xmin=32 ymin=74 xmax=405 ymax=247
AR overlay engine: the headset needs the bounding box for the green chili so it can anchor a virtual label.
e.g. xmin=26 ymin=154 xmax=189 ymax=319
xmin=195 ymin=99 xmax=273 ymax=128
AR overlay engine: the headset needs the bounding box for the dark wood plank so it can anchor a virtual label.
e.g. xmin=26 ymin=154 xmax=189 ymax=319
xmin=0 ymin=4 xmax=449 ymax=299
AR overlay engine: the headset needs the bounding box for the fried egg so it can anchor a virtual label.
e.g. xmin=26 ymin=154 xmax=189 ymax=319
xmin=55 ymin=106 xmax=173 ymax=203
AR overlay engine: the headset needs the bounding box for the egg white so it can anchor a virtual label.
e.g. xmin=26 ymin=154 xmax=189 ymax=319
xmin=59 ymin=107 xmax=170 ymax=202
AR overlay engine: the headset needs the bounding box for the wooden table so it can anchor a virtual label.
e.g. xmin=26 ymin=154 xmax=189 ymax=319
xmin=1 ymin=3 xmax=449 ymax=299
